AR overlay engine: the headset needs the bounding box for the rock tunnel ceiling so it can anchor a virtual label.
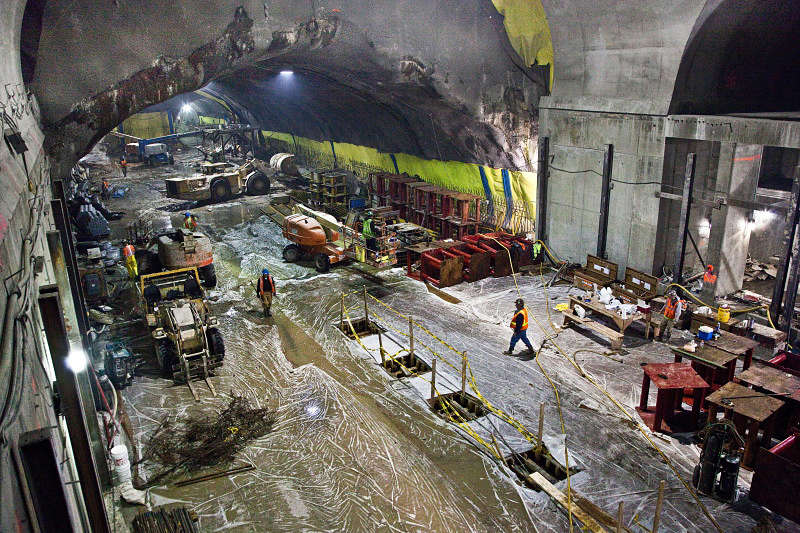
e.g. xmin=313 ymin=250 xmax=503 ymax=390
xmin=31 ymin=0 xmax=550 ymax=174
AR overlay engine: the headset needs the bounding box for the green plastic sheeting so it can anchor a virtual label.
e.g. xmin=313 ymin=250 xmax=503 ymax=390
xmin=491 ymin=0 xmax=554 ymax=89
xmin=198 ymin=115 xmax=227 ymax=125
xmin=261 ymin=130 xmax=536 ymax=213
xmin=120 ymin=112 xmax=170 ymax=139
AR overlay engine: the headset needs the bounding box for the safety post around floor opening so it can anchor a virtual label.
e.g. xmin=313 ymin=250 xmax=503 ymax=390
xmin=409 ymin=316 xmax=414 ymax=358
xmin=461 ymin=351 xmax=467 ymax=393
xmin=536 ymin=402 xmax=545 ymax=458
xmin=491 ymin=433 xmax=507 ymax=465
xmin=363 ymin=286 xmax=369 ymax=323
xmin=616 ymin=502 xmax=624 ymax=533
xmin=652 ymin=480 xmax=665 ymax=532
xmin=430 ymin=359 xmax=437 ymax=401
xmin=378 ymin=329 xmax=385 ymax=366
xmin=340 ymin=293 xmax=344 ymax=331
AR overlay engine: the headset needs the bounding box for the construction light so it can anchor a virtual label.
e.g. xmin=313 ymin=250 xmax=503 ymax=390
xmin=180 ymin=104 xmax=193 ymax=114
xmin=66 ymin=349 xmax=88 ymax=373
xmin=279 ymin=70 xmax=294 ymax=76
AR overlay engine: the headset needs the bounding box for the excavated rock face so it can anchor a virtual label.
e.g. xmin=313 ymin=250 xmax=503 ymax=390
xmin=31 ymin=1 xmax=547 ymax=175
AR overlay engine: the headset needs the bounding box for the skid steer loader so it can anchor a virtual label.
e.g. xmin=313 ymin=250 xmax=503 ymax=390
xmin=138 ymin=267 xmax=225 ymax=400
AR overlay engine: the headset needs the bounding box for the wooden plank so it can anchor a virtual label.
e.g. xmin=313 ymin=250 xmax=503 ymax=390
xmin=526 ymin=472 xmax=607 ymax=533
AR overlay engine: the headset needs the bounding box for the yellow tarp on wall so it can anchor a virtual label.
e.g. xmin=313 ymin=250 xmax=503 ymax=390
xmin=120 ymin=112 xmax=170 ymax=139
xmin=491 ymin=0 xmax=554 ymax=89
xmin=198 ymin=115 xmax=226 ymax=125
xmin=262 ymin=130 xmax=536 ymax=213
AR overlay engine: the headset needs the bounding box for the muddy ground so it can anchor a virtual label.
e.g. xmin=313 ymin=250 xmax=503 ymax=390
xmin=83 ymin=144 xmax=797 ymax=532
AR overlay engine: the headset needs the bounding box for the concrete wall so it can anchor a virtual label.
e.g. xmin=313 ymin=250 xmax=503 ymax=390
xmin=0 ymin=1 xmax=87 ymax=530
xmin=538 ymin=106 xmax=665 ymax=274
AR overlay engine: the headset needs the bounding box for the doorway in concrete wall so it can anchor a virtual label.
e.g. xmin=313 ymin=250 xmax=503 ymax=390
xmin=741 ymin=147 xmax=800 ymax=301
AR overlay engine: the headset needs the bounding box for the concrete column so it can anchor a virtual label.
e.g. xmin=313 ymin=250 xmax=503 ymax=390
xmin=704 ymin=144 xmax=763 ymax=299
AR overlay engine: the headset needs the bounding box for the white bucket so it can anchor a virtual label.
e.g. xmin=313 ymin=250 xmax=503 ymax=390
xmin=110 ymin=444 xmax=132 ymax=484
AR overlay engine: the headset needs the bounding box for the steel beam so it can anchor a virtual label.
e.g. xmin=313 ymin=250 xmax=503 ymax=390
xmin=771 ymin=166 xmax=800 ymax=324
xmin=596 ymin=144 xmax=614 ymax=259
xmin=38 ymin=289 xmax=111 ymax=533
xmin=673 ymin=153 xmax=696 ymax=284
xmin=536 ymin=136 xmax=549 ymax=242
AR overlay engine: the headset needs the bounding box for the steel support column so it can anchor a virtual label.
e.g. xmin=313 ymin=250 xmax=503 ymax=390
xmin=673 ymin=153 xmax=696 ymax=284
xmin=38 ymin=289 xmax=111 ymax=533
xmin=536 ymin=136 xmax=549 ymax=242
xmin=596 ymin=144 xmax=614 ymax=259
xmin=771 ymin=166 xmax=800 ymax=324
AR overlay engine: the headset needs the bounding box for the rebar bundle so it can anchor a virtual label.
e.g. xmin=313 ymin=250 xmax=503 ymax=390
xmin=143 ymin=395 xmax=275 ymax=479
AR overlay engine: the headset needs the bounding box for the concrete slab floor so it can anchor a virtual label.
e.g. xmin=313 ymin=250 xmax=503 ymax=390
xmin=85 ymin=146 xmax=798 ymax=532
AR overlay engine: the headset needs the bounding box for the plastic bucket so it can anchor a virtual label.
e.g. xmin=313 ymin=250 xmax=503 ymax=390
xmin=110 ymin=444 xmax=131 ymax=483
xmin=717 ymin=305 xmax=731 ymax=323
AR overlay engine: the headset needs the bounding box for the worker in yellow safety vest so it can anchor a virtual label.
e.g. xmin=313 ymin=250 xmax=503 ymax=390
xmin=660 ymin=290 xmax=684 ymax=340
xmin=504 ymin=298 xmax=534 ymax=355
xmin=122 ymin=242 xmax=138 ymax=279
xmin=184 ymin=212 xmax=198 ymax=231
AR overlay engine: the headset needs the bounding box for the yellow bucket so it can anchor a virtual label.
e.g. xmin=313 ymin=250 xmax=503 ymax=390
xmin=717 ymin=305 xmax=731 ymax=323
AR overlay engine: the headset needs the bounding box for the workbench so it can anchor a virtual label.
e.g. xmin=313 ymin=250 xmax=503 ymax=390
xmin=688 ymin=323 xmax=760 ymax=370
xmin=705 ymin=382 xmax=785 ymax=469
xmin=636 ymin=363 xmax=709 ymax=433
xmin=670 ymin=344 xmax=738 ymax=396
xmin=562 ymin=295 xmax=646 ymax=349
xmin=737 ymin=364 xmax=800 ymax=438
xmin=691 ymin=312 xmax=742 ymax=333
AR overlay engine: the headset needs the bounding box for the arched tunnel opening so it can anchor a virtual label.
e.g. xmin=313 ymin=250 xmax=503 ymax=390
xmin=7 ymin=1 xmax=800 ymax=532
xmin=670 ymin=0 xmax=800 ymax=115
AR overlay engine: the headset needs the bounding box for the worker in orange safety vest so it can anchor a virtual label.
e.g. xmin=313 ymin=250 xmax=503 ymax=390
xmin=255 ymin=268 xmax=276 ymax=317
xmin=120 ymin=156 xmax=127 ymax=177
xmin=660 ymin=290 xmax=685 ymax=340
xmin=504 ymin=298 xmax=534 ymax=355
xmin=703 ymin=264 xmax=717 ymax=285
xmin=122 ymin=242 xmax=138 ymax=279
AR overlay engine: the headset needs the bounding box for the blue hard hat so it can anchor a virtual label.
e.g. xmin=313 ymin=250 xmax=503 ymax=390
xmin=185 ymin=212 xmax=191 ymax=217
xmin=262 ymin=268 xmax=269 ymax=275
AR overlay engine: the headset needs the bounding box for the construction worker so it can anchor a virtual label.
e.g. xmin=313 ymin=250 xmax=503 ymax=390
xmin=120 ymin=156 xmax=127 ymax=177
xmin=101 ymin=179 xmax=111 ymax=200
xmin=661 ymin=290 xmax=684 ymax=340
xmin=504 ymin=298 xmax=534 ymax=355
xmin=184 ymin=212 xmax=198 ymax=231
xmin=362 ymin=211 xmax=376 ymax=252
xmin=255 ymin=268 xmax=276 ymax=317
xmin=122 ymin=242 xmax=138 ymax=279
xmin=702 ymin=264 xmax=717 ymax=288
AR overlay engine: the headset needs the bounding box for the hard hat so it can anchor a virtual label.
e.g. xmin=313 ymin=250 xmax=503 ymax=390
xmin=262 ymin=268 xmax=269 ymax=275
xmin=185 ymin=212 xmax=191 ymax=217
xmin=515 ymin=298 xmax=525 ymax=307
xmin=668 ymin=289 xmax=678 ymax=298
xmin=707 ymin=264 xmax=714 ymax=271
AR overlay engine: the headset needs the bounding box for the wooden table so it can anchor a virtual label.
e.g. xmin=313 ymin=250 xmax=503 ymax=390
xmin=705 ymin=382 xmax=785 ymax=469
xmin=568 ymin=296 xmax=645 ymax=334
xmin=564 ymin=296 xmax=646 ymax=349
xmin=692 ymin=313 xmax=742 ymax=333
xmin=671 ymin=344 xmax=739 ymax=394
xmin=636 ymin=363 xmax=709 ymax=433
xmin=689 ymin=323 xmax=760 ymax=370
xmin=737 ymin=365 xmax=800 ymax=398
xmin=738 ymin=364 xmax=800 ymax=436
